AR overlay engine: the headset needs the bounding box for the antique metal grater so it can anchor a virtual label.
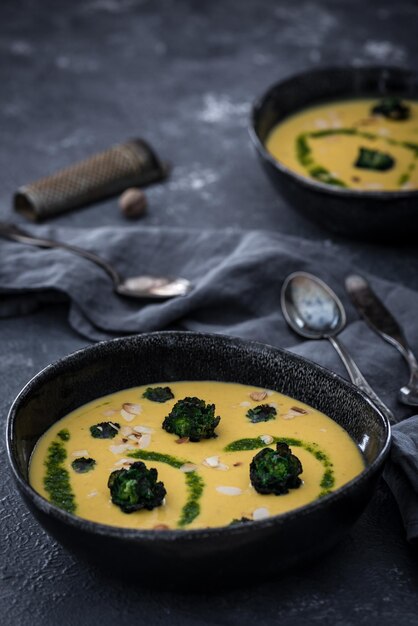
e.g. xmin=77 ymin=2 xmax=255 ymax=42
xmin=14 ymin=138 xmax=167 ymax=221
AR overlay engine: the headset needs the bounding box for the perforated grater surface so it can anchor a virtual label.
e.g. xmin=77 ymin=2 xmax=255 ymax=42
xmin=14 ymin=139 xmax=167 ymax=221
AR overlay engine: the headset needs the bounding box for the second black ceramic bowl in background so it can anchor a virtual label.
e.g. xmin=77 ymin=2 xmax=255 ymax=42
xmin=7 ymin=332 xmax=390 ymax=586
xmin=250 ymin=66 xmax=418 ymax=241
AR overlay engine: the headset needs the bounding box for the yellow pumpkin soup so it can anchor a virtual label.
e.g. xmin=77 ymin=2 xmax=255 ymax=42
xmin=29 ymin=381 xmax=364 ymax=530
xmin=266 ymin=97 xmax=418 ymax=191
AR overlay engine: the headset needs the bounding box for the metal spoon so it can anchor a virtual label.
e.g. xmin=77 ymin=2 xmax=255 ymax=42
xmin=0 ymin=222 xmax=192 ymax=300
xmin=281 ymin=271 xmax=394 ymax=424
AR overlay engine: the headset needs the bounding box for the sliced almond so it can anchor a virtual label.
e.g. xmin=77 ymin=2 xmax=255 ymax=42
xmin=250 ymin=391 xmax=267 ymax=402
xmin=121 ymin=425 xmax=133 ymax=436
xmin=109 ymin=443 xmax=137 ymax=454
xmin=216 ymin=463 xmax=229 ymax=471
xmin=203 ymin=455 xmax=220 ymax=468
xmin=283 ymin=406 xmax=307 ymax=420
xmin=175 ymin=437 xmax=190 ymax=444
xmin=133 ymin=425 xmax=154 ymax=434
xmin=260 ymin=434 xmax=274 ymax=445
xmin=253 ymin=507 xmax=270 ymax=521
xmin=290 ymin=406 xmax=308 ymax=414
xmin=122 ymin=402 xmax=142 ymax=415
xmin=239 ymin=401 xmax=251 ymax=407
xmin=128 ymin=433 xmax=141 ymax=441
xmin=103 ymin=409 xmax=116 ymax=417
xmin=72 ymin=449 xmax=89 ymax=457
xmin=216 ymin=486 xmax=242 ymax=496
xmin=138 ymin=433 xmax=151 ymax=449
xmin=120 ymin=409 xmax=135 ymax=422
xmin=114 ymin=458 xmax=133 ymax=466
xmin=282 ymin=413 xmax=295 ymax=420
xmin=180 ymin=463 xmax=198 ymax=473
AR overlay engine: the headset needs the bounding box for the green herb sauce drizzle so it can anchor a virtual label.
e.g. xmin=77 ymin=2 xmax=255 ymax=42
xmin=43 ymin=440 xmax=76 ymax=513
xmin=295 ymin=127 xmax=418 ymax=190
xmin=224 ymin=437 xmax=335 ymax=498
xmin=128 ymin=450 xmax=205 ymax=527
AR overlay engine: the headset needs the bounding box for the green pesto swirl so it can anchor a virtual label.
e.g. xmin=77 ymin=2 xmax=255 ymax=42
xmin=224 ymin=436 xmax=335 ymax=497
xmin=128 ymin=450 xmax=205 ymax=527
xmin=43 ymin=440 xmax=76 ymax=513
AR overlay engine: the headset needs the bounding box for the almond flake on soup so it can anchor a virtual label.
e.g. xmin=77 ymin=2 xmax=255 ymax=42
xmin=138 ymin=433 xmax=151 ymax=449
xmin=216 ymin=486 xmax=242 ymax=496
xmin=109 ymin=443 xmax=137 ymax=454
xmin=249 ymin=391 xmax=268 ymax=402
xmin=133 ymin=425 xmax=154 ymax=434
xmin=180 ymin=463 xmax=198 ymax=473
xmin=253 ymin=507 xmax=270 ymax=521
xmin=72 ymin=449 xmax=89 ymax=457
xmin=120 ymin=409 xmax=135 ymax=422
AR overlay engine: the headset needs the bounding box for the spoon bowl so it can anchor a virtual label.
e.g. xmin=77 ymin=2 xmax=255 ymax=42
xmin=281 ymin=271 xmax=394 ymax=424
xmin=116 ymin=275 xmax=192 ymax=299
xmin=281 ymin=272 xmax=346 ymax=339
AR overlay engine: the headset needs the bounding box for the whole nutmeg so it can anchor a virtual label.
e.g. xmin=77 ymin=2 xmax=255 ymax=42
xmin=119 ymin=187 xmax=147 ymax=219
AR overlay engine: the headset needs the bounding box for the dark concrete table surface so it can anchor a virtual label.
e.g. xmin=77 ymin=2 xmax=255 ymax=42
xmin=1 ymin=1 xmax=418 ymax=624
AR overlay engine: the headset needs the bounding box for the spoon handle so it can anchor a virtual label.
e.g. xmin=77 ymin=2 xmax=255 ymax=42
xmin=0 ymin=221 xmax=122 ymax=287
xmin=329 ymin=336 xmax=395 ymax=424
xmin=346 ymin=274 xmax=418 ymax=406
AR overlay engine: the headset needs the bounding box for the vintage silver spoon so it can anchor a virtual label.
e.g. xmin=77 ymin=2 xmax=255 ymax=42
xmin=281 ymin=271 xmax=394 ymax=424
xmin=0 ymin=222 xmax=192 ymax=300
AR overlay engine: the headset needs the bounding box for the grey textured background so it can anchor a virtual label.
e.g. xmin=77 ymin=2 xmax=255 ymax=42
xmin=1 ymin=1 xmax=418 ymax=624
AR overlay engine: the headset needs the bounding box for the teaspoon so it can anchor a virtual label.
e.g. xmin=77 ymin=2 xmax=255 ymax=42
xmin=0 ymin=222 xmax=192 ymax=300
xmin=281 ymin=271 xmax=394 ymax=424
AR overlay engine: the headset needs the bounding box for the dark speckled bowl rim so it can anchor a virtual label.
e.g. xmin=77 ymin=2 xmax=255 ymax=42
xmin=249 ymin=65 xmax=418 ymax=200
xmin=6 ymin=331 xmax=391 ymax=542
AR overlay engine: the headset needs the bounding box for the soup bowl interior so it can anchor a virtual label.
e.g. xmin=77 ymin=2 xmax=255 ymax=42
xmin=250 ymin=65 xmax=418 ymax=240
xmin=7 ymin=332 xmax=390 ymax=585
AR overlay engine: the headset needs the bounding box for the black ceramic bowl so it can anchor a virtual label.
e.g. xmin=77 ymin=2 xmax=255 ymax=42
xmin=7 ymin=332 xmax=390 ymax=585
xmin=250 ymin=66 xmax=418 ymax=241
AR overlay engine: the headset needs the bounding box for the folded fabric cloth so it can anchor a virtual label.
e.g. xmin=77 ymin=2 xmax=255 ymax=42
xmin=0 ymin=224 xmax=417 ymax=541
xmin=383 ymin=418 xmax=418 ymax=544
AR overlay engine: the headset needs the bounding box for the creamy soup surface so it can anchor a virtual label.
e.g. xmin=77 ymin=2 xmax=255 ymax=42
xmin=266 ymin=98 xmax=418 ymax=191
xmin=30 ymin=381 xmax=364 ymax=530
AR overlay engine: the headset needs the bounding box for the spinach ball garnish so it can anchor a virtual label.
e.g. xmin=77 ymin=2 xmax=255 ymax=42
xmin=162 ymin=397 xmax=220 ymax=441
xmin=108 ymin=461 xmax=166 ymax=513
xmin=90 ymin=421 xmax=120 ymax=439
xmin=143 ymin=386 xmax=174 ymax=403
xmin=250 ymin=442 xmax=303 ymax=495
xmin=371 ymin=97 xmax=410 ymax=121
xmin=354 ymin=147 xmax=395 ymax=172
xmin=71 ymin=457 xmax=96 ymax=473
xmin=246 ymin=404 xmax=277 ymax=423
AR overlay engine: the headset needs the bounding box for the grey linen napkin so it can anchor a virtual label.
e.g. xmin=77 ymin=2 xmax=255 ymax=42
xmin=0 ymin=225 xmax=417 ymax=542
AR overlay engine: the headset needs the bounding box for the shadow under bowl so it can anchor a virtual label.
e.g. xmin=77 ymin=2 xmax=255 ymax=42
xmin=7 ymin=332 xmax=391 ymax=585
xmin=250 ymin=65 xmax=418 ymax=241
